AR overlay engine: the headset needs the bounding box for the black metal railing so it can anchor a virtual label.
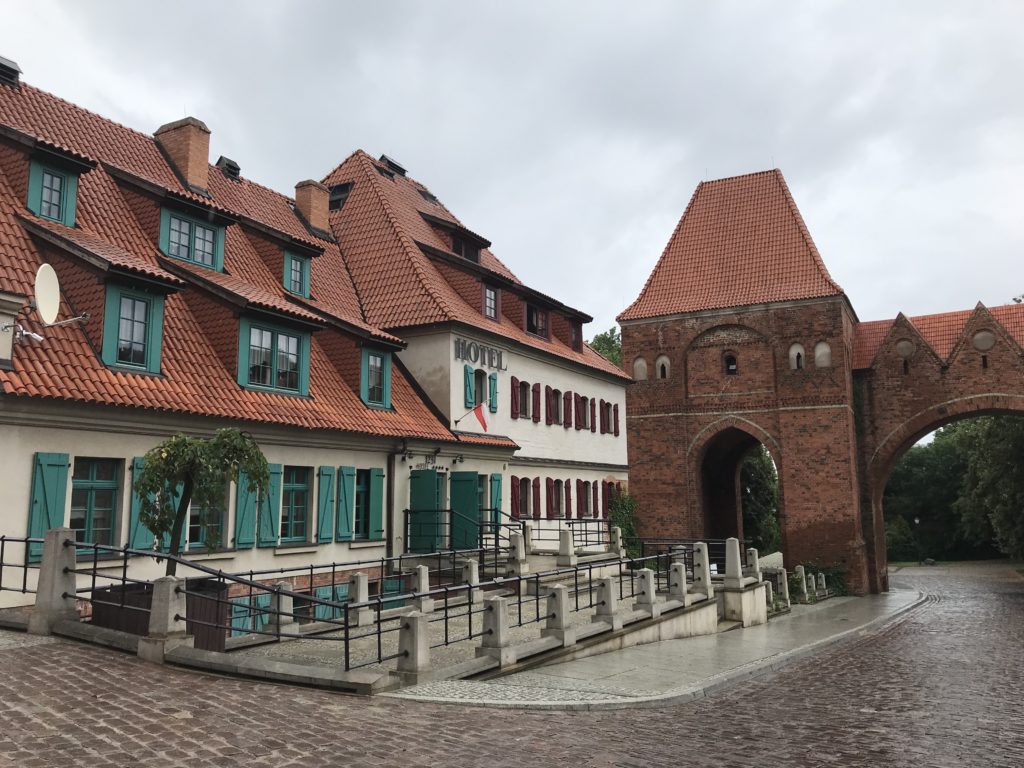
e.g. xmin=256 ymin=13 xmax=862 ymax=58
xmin=0 ymin=536 xmax=42 ymax=596
xmin=624 ymin=538 xmax=749 ymax=575
xmin=525 ymin=515 xmax=610 ymax=550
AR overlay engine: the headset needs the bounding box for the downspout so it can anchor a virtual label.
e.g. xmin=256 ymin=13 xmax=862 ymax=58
xmin=387 ymin=440 xmax=407 ymax=559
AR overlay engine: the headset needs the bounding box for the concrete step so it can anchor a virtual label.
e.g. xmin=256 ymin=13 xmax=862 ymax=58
xmin=717 ymin=619 xmax=742 ymax=633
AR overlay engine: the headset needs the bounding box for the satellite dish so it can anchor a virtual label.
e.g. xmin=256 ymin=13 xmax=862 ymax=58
xmin=34 ymin=264 xmax=60 ymax=325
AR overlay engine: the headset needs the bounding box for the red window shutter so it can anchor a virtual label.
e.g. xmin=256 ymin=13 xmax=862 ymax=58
xmin=510 ymin=376 xmax=519 ymax=419
xmin=564 ymin=479 xmax=572 ymax=518
xmin=574 ymin=393 xmax=582 ymax=431
xmin=614 ymin=404 xmax=620 ymax=436
xmin=563 ymin=391 xmax=573 ymax=430
xmin=531 ymin=383 xmax=541 ymax=423
xmin=510 ymin=475 xmax=520 ymax=519
xmin=592 ymin=482 xmax=599 ymax=517
xmin=545 ymin=386 xmax=553 ymax=425
xmin=545 ymin=477 xmax=555 ymax=518
xmin=602 ymin=482 xmax=610 ymax=518
xmin=576 ymin=479 xmax=584 ymax=514
xmin=590 ymin=399 xmax=597 ymax=433
xmin=532 ymin=477 xmax=541 ymax=518
xmin=599 ymin=399 xmax=607 ymax=433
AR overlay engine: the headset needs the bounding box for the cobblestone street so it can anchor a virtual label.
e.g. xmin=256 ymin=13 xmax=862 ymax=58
xmin=1 ymin=562 xmax=1021 ymax=768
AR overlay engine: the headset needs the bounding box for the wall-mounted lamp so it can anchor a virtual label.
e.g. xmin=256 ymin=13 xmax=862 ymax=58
xmin=452 ymin=454 xmax=464 ymax=465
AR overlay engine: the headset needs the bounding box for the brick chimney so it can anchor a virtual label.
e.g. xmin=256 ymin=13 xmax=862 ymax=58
xmin=295 ymin=180 xmax=329 ymax=232
xmin=155 ymin=117 xmax=211 ymax=193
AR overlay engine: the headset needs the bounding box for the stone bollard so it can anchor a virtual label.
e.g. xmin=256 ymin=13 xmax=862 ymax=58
xmin=724 ymin=537 xmax=744 ymax=589
xmin=669 ymin=562 xmax=692 ymax=607
xmin=610 ymin=526 xmax=626 ymax=557
xmin=541 ymin=584 xmax=575 ymax=646
xmin=593 ymin=576 xmax=623 ymax=631
xmin=522 ymin=521 xmax=537 ymax=555
xmin=794 ymin=565 xmax=809 ymax=602
xmin=27 ymin=528 xmax=78 ymax=636
xmin=817 ymin=573 xmax=827 ymax=594
xmin=268 ymin=582 xmax=295 ymax=635
xmin=556 ymin=528 xmax=578 ymax=567
xmin=632 ymin=568 xmax=662 ymax=619
xmin=507 ymin=532 xmax=529 ymax=578
xmin=396 ymin=611 xmax=430 ymax=683
xmin=461 ymin=559 xmax=484 ymax=606
xmin=777 ymin=568 xmax=791 ymax=607
xmin=349 ymin=572 xmax=373 ymax=625
xmin=477 ymin=595 xmax=514 ymax=666
xmin=137 ymin=576 xmax=193 ymax=663
xmin=411 ymin=565 xmax=434 ymax=613
xmin=691 ymin=542 xmax=714 ymax=601
xmin=744 ymin=547 xmax=762 ymax=583
xmin=765 ymin=579 xmax=775 ymax=606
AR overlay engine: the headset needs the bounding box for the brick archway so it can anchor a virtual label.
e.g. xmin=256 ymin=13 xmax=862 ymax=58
xmin=618 ymin=168 xmax=1024 ymax=593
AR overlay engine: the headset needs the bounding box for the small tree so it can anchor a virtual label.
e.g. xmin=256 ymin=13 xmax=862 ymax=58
xmin=134 ymin=429 xmax=269 ymax=575
xmin=589 ymin=326 xmax=622 ymax=367
xmin=609 ymin=489 xmax=640 ymax=558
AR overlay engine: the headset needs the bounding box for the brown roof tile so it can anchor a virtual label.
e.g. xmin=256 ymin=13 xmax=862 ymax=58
xmin=618 ymin=169 xmax=844 ymax=321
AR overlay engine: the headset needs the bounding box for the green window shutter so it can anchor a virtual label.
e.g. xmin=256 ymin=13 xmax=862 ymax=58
xmin=464 ymin=364 xmax=475 ymax=408
xmin=26 ymin=452 xmax=70 ymax=561
xmin=488 ymin=373 xmax=498 ymax=413
xmin=490 ymin=473 xmax=502 ymax=525
xmin=314 ymin=585 xmax=335 ymax=620
xmin=257 ymin=464 xmax=282 ymax=548
xmin=27 ymin=162 xmax=43 ymax=218
xmin=254 ymin=593 xmax=271 ymax=632
xmin=230 ymin=599 xmax=250 ymax=636
xmin=234 ymin=469 xmax=258 ymax=548
xmin=316 ymin=466 xmax=336 ymax=543
xmin=160 ymin=482 xmax=186 ymax=552
xmin=336 ymin=466 xmax=356 ymax=541
xmin=368 ymin=468 xmax=385 ymax=540
xmin=128 ymin=457 xmax=156 ymax=550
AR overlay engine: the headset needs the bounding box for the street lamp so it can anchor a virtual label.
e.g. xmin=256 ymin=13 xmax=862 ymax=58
xmin=913 ymin=516 xmax=921 ymax=565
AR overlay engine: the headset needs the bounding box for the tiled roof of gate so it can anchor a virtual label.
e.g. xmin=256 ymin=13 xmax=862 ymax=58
xmin=321 ymin=151 xmax=629 ymax=380
xmin=618 ymin=169 xmax=845 ymax=321
xmin=852 ymin=303 xmax=1024 ymax=369
xmin=0 ymin=79 xmax=517 ymax=445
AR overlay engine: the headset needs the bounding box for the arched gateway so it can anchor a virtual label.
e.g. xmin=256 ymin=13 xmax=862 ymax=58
xmin=619 ymin=169 xmax=1024 ymax=593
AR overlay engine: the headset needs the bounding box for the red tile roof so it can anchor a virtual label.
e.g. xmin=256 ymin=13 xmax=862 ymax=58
xmin=852 ymin=304 xmax=1024 ymax=369
xmin=0 ymin=81 xmax=493 ymax=445
xmin=322 ymin=151 xmax=628 ymax=380
xmin=618 ymin=169 xmax=844 ymax=321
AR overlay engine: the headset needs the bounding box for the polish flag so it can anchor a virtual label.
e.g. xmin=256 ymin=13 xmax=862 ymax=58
xmin=472 ymin=402 xmax=490 ymax=432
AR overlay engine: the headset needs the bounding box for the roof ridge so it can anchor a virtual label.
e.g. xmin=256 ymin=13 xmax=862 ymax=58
xmin=700 ymin=168 xmax=781 ymax=185
xmin=354 ymin=152 xmax=456 ymax=323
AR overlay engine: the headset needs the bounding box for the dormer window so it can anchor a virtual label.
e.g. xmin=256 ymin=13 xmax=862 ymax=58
xmin=570 ymin=321 xmax=582 ymax=352
xmin=28 ymin=160 xmax=79 ymax=227
xmin=160 ymin=209 xmax=224 ymax=271
xmin=284 ymin=252 xmax=310 ymax=297
xmin=452 ymin=234 xmax=479 ymax=263
xmin=329 ymin=182 xmax=353 ymax=211
xmin=361 ymin=348 xmax=393 ymax=409
xmin=526 ymin=304 xmax=548 ymax=338
xmin=483 ymin=285 xmax=498 ymax=320
xmin=237 ymin=318 xmax=310 ymax=396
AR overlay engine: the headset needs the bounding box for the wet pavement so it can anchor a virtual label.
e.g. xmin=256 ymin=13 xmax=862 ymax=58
xmin=0 ymin=561 xmax=1021 ymax=767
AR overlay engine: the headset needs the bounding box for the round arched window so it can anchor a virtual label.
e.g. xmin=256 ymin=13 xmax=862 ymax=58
xmin=814 ymin=341 xmax=832 ymax=368
xmin=789 ymin=343 xmax=805 ymax=370
xmin=655 ymin=354 xmax=670 ymax=380
xmin=632 ymin=357 xmax=648 ymax=381
xmin=724 ymin=354 xmax=738 ymax=376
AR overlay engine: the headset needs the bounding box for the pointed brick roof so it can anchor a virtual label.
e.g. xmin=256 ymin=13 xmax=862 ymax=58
xmin=619 ymin=169 xmax=844 ymax=321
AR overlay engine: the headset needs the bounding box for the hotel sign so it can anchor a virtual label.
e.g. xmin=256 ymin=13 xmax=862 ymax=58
xmin=454 ymin=336 xmax=507 ymax=371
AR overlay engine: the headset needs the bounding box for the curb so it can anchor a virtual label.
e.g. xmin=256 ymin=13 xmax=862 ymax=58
xmin=385 ymin=590 xmax=928 ymax=711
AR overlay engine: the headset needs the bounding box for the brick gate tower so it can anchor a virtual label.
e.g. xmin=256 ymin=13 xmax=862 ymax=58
xmin=619 ymin=169 xmax=1024 ymax=595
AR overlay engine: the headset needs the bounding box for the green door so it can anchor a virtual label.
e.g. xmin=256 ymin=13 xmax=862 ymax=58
xmin=450 ymin=471 xmax=480 ymax=550
xmin=409 ymin=469 xmax=441 ymax=553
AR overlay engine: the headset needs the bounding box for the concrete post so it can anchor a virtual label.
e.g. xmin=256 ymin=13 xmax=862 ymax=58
xmin=610 ymin=526 xmax=625 ymax=557
xmin=593 ymin=576 xmax=622 ymax=631
xmin=817 ymin=573 xmax=827 ymax=593
xmin=692 ymin=542 xmax=714 ymax=600
xmin=411 ymin=565 xmax=434 ymax=613
xmin=724 ymin=537 xmax=744 ymax=589
xmin=461 ymin=559 xmax=484 ymax=606
xmin=669 ymin=562 xmax=692 ymax=607
xmin=541 ymin=584 xmax=576 ymax=646
xmin=477 ymin=595 xmax=514 ymax=666
xmin=745 ymin=547 xmax=762 ymax=582
xmin=396 ymin=611 xmax=430 ymax=682
xmin=556 ymin=528 xmax=578 ymax=567
xmin=27 ymin=528 xmax=78 ymax=636
xmin=522 ymin=521 xmax=537 ymax=555
xmin=632 ymin=568 xmax=662 ymax=619
xmin=137 ymin=576 xmax=192 ymax=663
xmin=794 ymin=565 xmax=809 ymax=602
xmin=778 ymin=568 xmax=791 ymax=607
xmin=765 ymin=579 xmax=774 ymax=606
xmin=507 ymin=532 xmax=529 ymax=577
xmin=349 ymin=572 xmax=373 ymax=626
xmin=268 ymin=582 xmax=295 ymax=635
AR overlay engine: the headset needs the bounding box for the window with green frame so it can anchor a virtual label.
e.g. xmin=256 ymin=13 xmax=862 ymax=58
xmin=27 ymin=160 xmax=79 ymax=227
xmin=187 ymin=488 xmax=227 ymax=550
xmin=283 ymin=252 xmax=310 ymax=297
xmin=280 ymin=466 xmax=310 ymax=542
xmin=159 ymin=208 xmax=224 ymax=270
xmin=101 ymin=284 xmax=165 ymax=374
xmin=237 ymin=317 xmax=310 ymax=396
xmin=360 ymin=348 xmax=392 ymax=409
xmin=70 ymin=458 xmax=120 ymax=547
xmin=353 ymin=469 xmax=371 ymax=539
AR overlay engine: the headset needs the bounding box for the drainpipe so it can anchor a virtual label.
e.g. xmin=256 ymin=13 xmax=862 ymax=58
xmin=386 ymin=440 xmax=407 ymax=559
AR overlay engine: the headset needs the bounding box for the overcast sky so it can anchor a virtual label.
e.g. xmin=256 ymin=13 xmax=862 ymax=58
xmin=5 ymin=1 xmax=1022 ymax=335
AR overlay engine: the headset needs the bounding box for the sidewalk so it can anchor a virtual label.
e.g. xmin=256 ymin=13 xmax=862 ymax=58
xmin=384 ymin=585 xmax=924 ymax=710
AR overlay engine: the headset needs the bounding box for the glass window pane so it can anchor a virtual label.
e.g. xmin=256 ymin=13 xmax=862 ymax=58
xmin=117 ymin=296 xmax=148 ymax=366
xmin=248 ymin=327 xmax=273 ymax=386
xmin=41 ymin=171 xmax=63 ymax=220
xmin=276 ymin=333 xmax=300 ymax=390
xmin=367 ymin=353 xmax=383 ymax=403
xmin=194 ymin=225 xmax=215 ymax=266
xmin=169 ymin=217 xmax=191 ymax=259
